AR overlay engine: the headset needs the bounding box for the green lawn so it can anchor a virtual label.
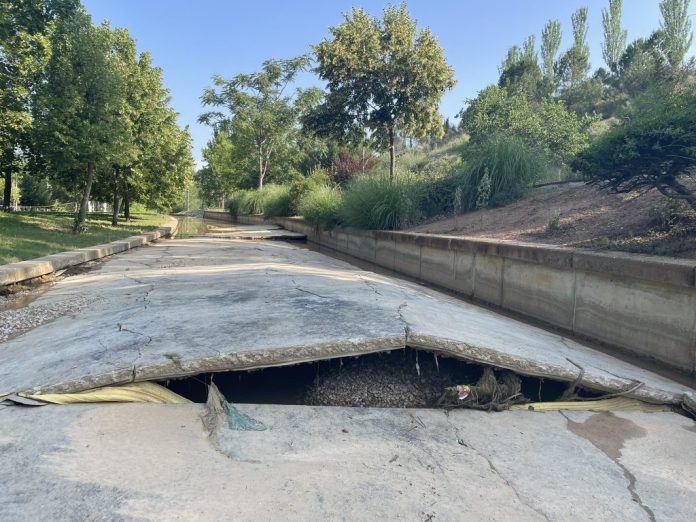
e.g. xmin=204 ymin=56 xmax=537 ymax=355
xmin=0 ymin=212 xmax=170 ymax=265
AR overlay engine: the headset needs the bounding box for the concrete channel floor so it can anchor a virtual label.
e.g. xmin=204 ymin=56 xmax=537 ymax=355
xmin=1 ymin=228 xmax=695 ymax=520
xmin=0 ymin=233 xmax=692 ymax=403
xmin=1 ymin=402 xmax=695 ymax=521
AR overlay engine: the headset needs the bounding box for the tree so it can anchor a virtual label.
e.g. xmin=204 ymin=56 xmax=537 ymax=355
xmin=0 ymin=0 xmax=52 ymax=209
xmin=659 ymin=0 xmax=693 ymax=67
xmin=498 ymin=36 xmax=542 ymax=99
xmin=602 ymin=0 xmax=627 ymax=73
xmin=200 ymin=56 xmax=309 ymax=189
xmin=558 ymin=8 xmax=591 ymax=91
xmin=313 ymin=4 xmax=455 ymax=178
xmin=540 ymin=19 xmax=562 ymax=96
xmin=573 ymin=84 xmax=696 ymax=210
xmin=459 ymin=85 xmax=594 ymax=163
xmin=33 ymin=11 xmax=129 ymax=231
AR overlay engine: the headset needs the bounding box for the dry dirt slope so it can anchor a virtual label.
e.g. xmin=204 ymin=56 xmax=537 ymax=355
xmin=410 ymin=183 xmax=696 ymax=259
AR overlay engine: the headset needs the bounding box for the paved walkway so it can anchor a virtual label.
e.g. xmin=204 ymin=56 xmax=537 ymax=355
xmin=1 ymin=229 xmax=695 ymax=520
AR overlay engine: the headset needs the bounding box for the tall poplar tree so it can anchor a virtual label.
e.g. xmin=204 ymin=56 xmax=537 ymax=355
xmin=601 ymin=0 xmax=627 ymax=73
xmin=540 ymin=20 xmax=562 ymax=96
xmin=558 ymin=8 xmax=591 ymax=90
xmin=659 ymin=0 xmax=693 ymax=67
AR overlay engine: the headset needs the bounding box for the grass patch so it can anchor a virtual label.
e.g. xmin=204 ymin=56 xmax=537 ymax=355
xmin=0 ymin=211 xmax=169 ymax=265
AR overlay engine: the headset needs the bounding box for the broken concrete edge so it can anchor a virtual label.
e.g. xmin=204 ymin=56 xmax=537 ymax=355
xmin=234 ymin=214 xmax=696 ymax=376
xmin=0 ymin=217 xmax=178 ymax=288
xmin=9 ymin=335 xmax=692 ymax=409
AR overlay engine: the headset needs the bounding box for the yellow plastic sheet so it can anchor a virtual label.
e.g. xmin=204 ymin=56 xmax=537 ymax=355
xmin=510 ymin=397 xmax=670 ymax=413
xmin=19 ymin=382 xmax=191 ymax=405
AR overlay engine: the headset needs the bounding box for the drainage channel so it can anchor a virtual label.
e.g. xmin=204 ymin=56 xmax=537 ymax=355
xmin=293 ymin=238 xmax=696 ymax=391
xmin=161 ymin=347 xmax=601 ymax=410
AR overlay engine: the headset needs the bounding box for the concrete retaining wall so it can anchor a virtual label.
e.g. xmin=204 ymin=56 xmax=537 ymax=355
xmin=0 ymin=218 xmax=178 ymax=287
xmin=238 ymin=214 xmax=696 ymax=375
xmin=203 ymin=210 xmax=233 ymax=223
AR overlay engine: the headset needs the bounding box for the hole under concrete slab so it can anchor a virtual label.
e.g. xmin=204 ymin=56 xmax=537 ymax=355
xmin=160 ymin=347 xmax=601 ymax=409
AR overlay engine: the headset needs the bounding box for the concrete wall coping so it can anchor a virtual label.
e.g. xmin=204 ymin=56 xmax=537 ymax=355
xmin=240 ymin=213 xmax=696 ymax=288
xmin=0 ymin=217 xmax=178 ymax=287
xmin=380 ymin=231 xmax=696 ymax=289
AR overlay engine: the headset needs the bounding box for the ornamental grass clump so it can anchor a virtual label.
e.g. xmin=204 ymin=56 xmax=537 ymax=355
xmin=259 ymin=184 xmax=293 ymax=218
xmin=460 ymin=135 xmax=547 ymax=210
xmin=298 ymin=184 xmax=343 ymax=229
xmin=339 ymin=171 xmax=424 ymax=230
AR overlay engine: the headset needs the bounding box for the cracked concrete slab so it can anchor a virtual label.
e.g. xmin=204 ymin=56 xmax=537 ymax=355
xmin=0 ymin=403 xmax=694 ymax=521
xmin=0 ymin=236 xmax=692 ymax=405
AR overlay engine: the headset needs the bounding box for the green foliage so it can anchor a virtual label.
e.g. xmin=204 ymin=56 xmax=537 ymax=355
xmin=418 ymin=170 xmax=463 ymax=217
xmin=460 ymin=135 xmax=548 ymax=210
xmin=540 ymin=19 xmax=562 ymax=95
xmin=288 ymin=168 xmax=331 ymax=213
xmin=573 ymin=85 xmax=696 ymax=210
xmin=200 ymin=56 xmax=311 ymax=189
xmin=298 ymin=184 xmax=343 ymax=229
xmin=601 ymin=0 xmax=627 ymax=73
xmin=313 ymin=3 xmax=455 ymax=177
xmin=660 ymin=0 xmax=693 ymax=67
xmin=19 ymin=173 xmax=53 ymax=206
xmin=557 ymin=8 xmax=590 ymax=90
xmin=259 ymin=184 xmax=293 ymax=218
xmin=475 ymin=168 xmax=492 ymax=209
xmin=498 ymin=35 xmax=542 ymax=98
xmin=459 ymin=85 xmax=593 ymax=163
xmin=339 ymin=172 xmax=424 ymax=230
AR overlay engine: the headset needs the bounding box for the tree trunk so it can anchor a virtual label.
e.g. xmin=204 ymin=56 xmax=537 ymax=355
xmin=258 ymin=150 xmax=264 ymax=189
xmin=388 ymin=126 xmax=396 ymax=180
xmin=74 ymin=161 xmax=94 ymax=233
xmin=111 ymin=188 xmax=119 ymax=226
xmin=124 ymin=183 xmax=130 ymax=220
xmin=2 ymin=171 xmax=11 ymax=210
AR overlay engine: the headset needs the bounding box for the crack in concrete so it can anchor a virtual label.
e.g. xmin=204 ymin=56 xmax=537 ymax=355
xmin=397 ymin=302 xmax=411 ymax=345
xmin=359 ymin=275 xmax=383 ymax=297
xmin=290 ymin=279 xmax=330 ymax=299
xmin=559 ymin=411 xmax=655 ymax=522
xmin=117 ymin=323 xmax=153 ymax=382
xmin=442 ymin=411 xmax=550 ymax=521
xmin=123 ymin=273 xmax=156 ymax=311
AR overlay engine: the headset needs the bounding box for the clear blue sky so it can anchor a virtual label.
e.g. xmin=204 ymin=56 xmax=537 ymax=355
xmin=82 ymin=0 xmax=688 ymax=167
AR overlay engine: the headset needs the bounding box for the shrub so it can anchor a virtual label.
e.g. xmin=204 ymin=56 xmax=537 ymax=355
xmin=298 ymin=185 xmax=343 ymax=229
xmin=260 ymin=184 xmax=293 ymax=218
xmin=227 ymin=191 xmax=249 ymax=217
xmin=227 ymin=189 xmax=263 ymax=216
xmin=459 ymin=135 xmax=548 ymax=210
xmin=418 ymin=171 xmax=463 ymax=218
xmin=339 ymin=171 xmax=424 ymax=230
xmin=573 ymin=85 xmax=696 ymax=211
xmin=329 ymin=149 xmax=379 ymax=185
